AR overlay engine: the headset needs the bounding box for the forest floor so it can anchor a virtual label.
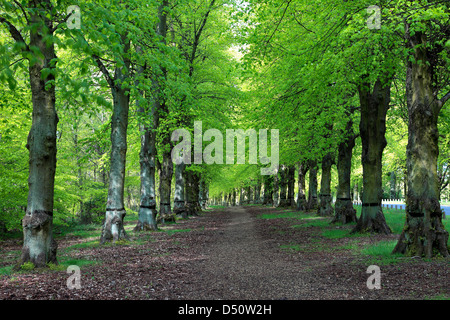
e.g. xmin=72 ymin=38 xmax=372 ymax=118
xmin=0 ymin=205 xmax=448 ymax=300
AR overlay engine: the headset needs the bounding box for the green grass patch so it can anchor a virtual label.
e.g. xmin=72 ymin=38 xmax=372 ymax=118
xmin=164 ymin=228 xmax=192 ymax=236
xmin=321 ymin=228 xmax=368 ymax=239
xmin=359 ymin=240 xmax=403 ymax=265
xmin=259 ymin=210 xmax=316 ymax=220
xmin=291 ymin=219 xmax=330 ymax=229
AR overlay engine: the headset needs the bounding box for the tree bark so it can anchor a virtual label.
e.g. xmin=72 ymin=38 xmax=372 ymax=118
xmin=263 ymin=175 xmax=274 ymax=206
xmin=393 ymin=26 xmax=449 ymax=257
xmin=317 ymin=153 xmax=334 ymax=217
xmin=352 ymin=77 xmax=391 ymax=235
xmin=134 ymin=46 xmax=158 ymax=232
xmin=100 ymin=83 xmax=130 ymax=243
xmin=278 ymin=165 xmax=288 ymax=207
xmin=287 ymin=166 xmax=296 ymax=208
xmin=333 ymin=120 xmax=357 ymax=224
xmin=307 ymin=160 xmax=318 ymax=211
xmin=18 ymin=0 xmax=58 ymax=267
xmin=272 ymin=169 xmax=279 ymax=207
xmin=173 ymin=161 xmax=187 ymax=218
xmin=296 ymin=162 xmax=308 ymax=211
xmin=254 ymin=181 xmax=261 ymax=204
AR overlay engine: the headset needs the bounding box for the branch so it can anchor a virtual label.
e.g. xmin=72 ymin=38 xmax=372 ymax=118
xmin=0 ymin=16 xmax=29 ymax=51
xmin=439 ymin=91 xmax=450 ymax=107
xmin=92 ymin=54 xmax=115 ymax=89
xmin=13 ymin=0 xmax=29 ymax=23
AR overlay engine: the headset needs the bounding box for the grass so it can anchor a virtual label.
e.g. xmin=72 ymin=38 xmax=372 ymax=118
xmin=265 ymin=207 xmax=408 ymax=265
xmin=259 ymin=210 xmax=316 ymax=220
xmin=359 ymin=240 xmax=403 ymax=265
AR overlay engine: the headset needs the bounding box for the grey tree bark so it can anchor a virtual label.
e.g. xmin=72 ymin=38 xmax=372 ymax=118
xmin=333 ymin=119 xmax=357 ymax=224
xmin=317 ymin=153 xmax=335 ymax=217
xmin=307 ymin=160 xmax=318 ymax=211
xmin=296 ymin=162 xmax=309 ymax=211
xmin=287 ymin=165 xmax=296 ymax=208
xmin=352 ymin=77 xmax=391 ymax=235
xmin=263 ymin=175 xmax=274 ymax=206
xmin=393 ymin=24 xmax=449 ymax=257
xmin=173 ymin=161 xmax=187 ymax=218
xmin=13 ymin=0 xmax=59 ymax=267
xmin=278 ymin=165 xmax=288 ymax=207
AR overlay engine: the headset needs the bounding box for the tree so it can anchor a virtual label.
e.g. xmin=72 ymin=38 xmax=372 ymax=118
xmin=1 ymin=0 xmax=62 ymax=267
xmin=393 ymin=3 xmax=450 ymax=257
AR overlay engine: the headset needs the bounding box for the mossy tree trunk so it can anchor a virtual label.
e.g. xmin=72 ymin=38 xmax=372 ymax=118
xmin=15 ymin=0 xmax=59 ymax=267
xmin=296 ymin=162 xmax=308 ymax=211
xmin=352 ymin=77 xmax=391 ymax=235
xmin=307 ymin=160 xmax=318 ymax=211
xmin=393 ymin=25 xmax=449 ymax=258
xmin=333 ymin=119 xmax=357 ymax=224
xmin=318 ymin=153 xmax=334 ymax=217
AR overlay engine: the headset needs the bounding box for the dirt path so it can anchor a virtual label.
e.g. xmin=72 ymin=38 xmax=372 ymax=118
xmin=0 ymin=205 xmax=448 ymax=300
xmin=182 ymin=206 xmax=310 ymax=299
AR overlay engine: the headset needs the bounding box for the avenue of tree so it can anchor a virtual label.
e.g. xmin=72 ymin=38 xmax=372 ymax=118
xmin=0 ymin=0 xmax=449 ymax=269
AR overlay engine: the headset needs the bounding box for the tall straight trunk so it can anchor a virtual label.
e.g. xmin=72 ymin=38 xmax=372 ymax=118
xmin=263 ymin=175 xmax=273 ymax=206
xmin=352 ymin=77 xmax=391 ymax=234
xmin=100 ymin=83 xmax=130 ymax=243
xmin=278 ymin=165 xmax=288 ymax=207
xmin=232 ymin=188 xmax=236 ymax=206
xmin=296 ymin=162 xmax=308 ymax=211
xmin=18 ymin=0 xmax=58 ymax=267
xmin=199 ymin=178 xmax=208 ymax=209
xmin=135 ymin=47 xmax=158 ymax=231
xmin=173 ymin=161 xmax=187 ymax=218
xmin=247 ymin=186 xmax=253 ymax=204
xmin=154 ymin=0 xmax=175 ymax=224
xmin=287 ymin=165 xmax=296 ymax=208
xmin=333 ymin=120 xmax=357 ymax=224
xmin=317 ymin=153 xmax=334 ymax=217
xmin=254 ymin=181 xmax=261 ymax=204
xmin=158 ymin=143 xmax=174 ymax=222
xmin=393 ymin=25 xmax=449 ymax=257
xmin=135 ymin=116 xmax=158 ymax=231
xmin=273 ymin=170 xmax=279 ymax=207
xmin=307 ymin=160 xmax=318 ymax=211
xmin=185 ymin=168 xmax=201 ymax=215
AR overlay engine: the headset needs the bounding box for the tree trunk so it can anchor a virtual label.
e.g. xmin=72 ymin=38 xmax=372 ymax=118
xmin=393 ymin=26 xmax=449 ymax=257
xmin=173 ymin=161 xmax=187 ymax=218
xmin=100 ymin=85 xmax=130 ymax=243
xmin=254 ymin=181 xmax=261 ymax=204
xmin=307 ymin=160 xmax=318 ymax=211
xmin=273 ymin=169 xmax=279 ymax=207
xmin=134 ymin=123 xmax=158 ymax=231
xmin=278 ymin=165 xmax=288 ymax=207
xmin=247 ymin=185 xmax=253 ymax=204
xmin=287 ymin=165 xmax=296 ymax=208
xmin=352 ymin=77 xmax=391 ymax=235
xmin=318 ymin=153 xmax=334 ymax=217
xmin=333 ymin=120 xmax=357 ymax=224
xmin=263 ymin=175 xmax=273 ymax=206
xmin=134 ymin=45 xmax=158 ymax=232
xmin=19 ymin=1 xmax=58 ymax=267
xmin=199 ymin=178 xmax=208 ymax=210
xmin=296 ymin=162 xmax=308 ymax=211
